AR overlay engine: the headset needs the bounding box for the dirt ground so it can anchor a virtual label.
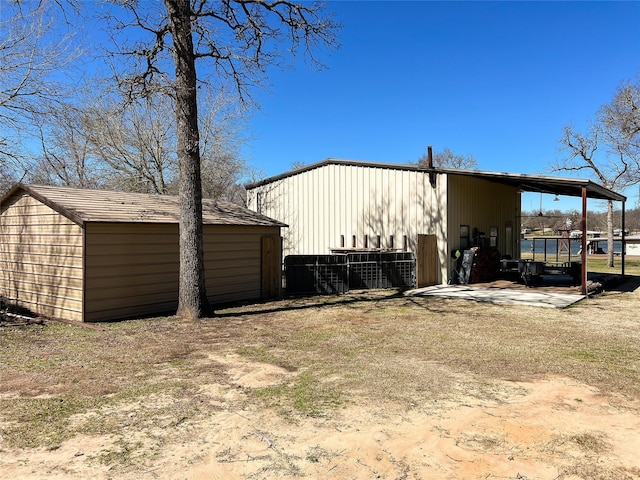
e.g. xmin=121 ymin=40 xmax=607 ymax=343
xmin=1 ymin=285 xmax=640 ymax=479
xmin=2 ymin=370 xmax=639 ymax=479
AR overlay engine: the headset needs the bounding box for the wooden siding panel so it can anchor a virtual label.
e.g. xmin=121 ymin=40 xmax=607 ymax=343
xmin=0 ymin=261 xmax=81 ymax=279
xmin=261 ymin=236 xmax=281 ymax=299
xmin=86 ymin=300 xmax=178 ymax=322
xmin=85 ymin=243 xmax=178 ymax=256
xmin=0 ymin=193 xmax=83 ymax=321
xmin=1 ymin=283 xmax=82 ymax=309
xmin=4 ymin=272 xmax=82 ymax=290
xmin=417 ymin=234 xmax=438 ymax=287
xmin=86 ymin=253 xmax=180 ymax=268
xmin=86 ymin=270 xmax=177 ymax=290
xmin=0 ymin=242 xmax=83 ymax=256
xmin=1 ymin=212 xmax=76 ymax=226
xmin=1 ymin=232 xmax=83 ymax=244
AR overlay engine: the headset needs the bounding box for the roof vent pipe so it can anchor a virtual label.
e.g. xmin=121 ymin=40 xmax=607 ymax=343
xmin=427 ymin=145 xmax=436 ymax=188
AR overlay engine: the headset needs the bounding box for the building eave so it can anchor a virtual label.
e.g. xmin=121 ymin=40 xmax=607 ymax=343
xmin=245 ymin=159 xmax=626 ymax=203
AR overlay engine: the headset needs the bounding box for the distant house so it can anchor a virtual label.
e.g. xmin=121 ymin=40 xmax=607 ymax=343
xmin=245 ymin=159 xmax=625 ymax=287
xmin=626 ymin=236 xmax=640 ymax=256
xmin=0 ymin=184 xmax=285 ymax=322
xmin=585 ymin=235 xmax=640 ymax=256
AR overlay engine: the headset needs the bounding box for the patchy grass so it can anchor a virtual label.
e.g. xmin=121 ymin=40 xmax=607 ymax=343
xmin=252 ymin=370 xmax=344 ymax=416
xmin=1 ymin=282 xmax=639 ymax=475
xmin=1 ymin=395 xmax=102 ymax=449
xmin=91 ymin=439 xmax=145 ymax=467
xmin=237 ymin=345 xmax=297 ymax=371
xmin=521 ymin=250 xmax=640 ymax=275
xmin=587 ymin=256 xmax=640 ymax=275
xmin=0 ymin=381 xmax=204 ymax=451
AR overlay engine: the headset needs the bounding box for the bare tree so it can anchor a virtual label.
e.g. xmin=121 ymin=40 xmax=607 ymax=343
xmin=82 ymin=94 xmax=177 ymax=194
xmin=597 ymin=79 xmax=640 ymax=183
xmin=0 ymin=164 xmax=17 ymax=193
xmin=291 ymin=161 xmax=308 ymax=170
xmin=29 ymin=102 xmax=104 ymax=188
xmin=417 ymin=147 xmax=478 ymax=169
xmin=0 ymin=0 xmax=81 ymax=173
xmin=198 ymin=88 xmax=250 ymax=201
xmin=30 ymin=82 xmax=250 ymax=201
xmin=105 ymin=0 xmax=339 ymax=319
xmin=552 ymin=78 xmax=640 ymax=267
xmin=200 ymin=152 xmax=246 ymax=201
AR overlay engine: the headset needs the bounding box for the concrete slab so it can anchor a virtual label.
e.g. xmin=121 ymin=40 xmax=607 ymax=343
xmin=405 ymin=284 xmax=585 ymax=309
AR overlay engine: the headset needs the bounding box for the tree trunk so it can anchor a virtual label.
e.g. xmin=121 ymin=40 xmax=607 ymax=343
xmin=606 ymin=199 xmax=615 ymax=268
xmin=164 ymin=0 xmax=210 ymax=319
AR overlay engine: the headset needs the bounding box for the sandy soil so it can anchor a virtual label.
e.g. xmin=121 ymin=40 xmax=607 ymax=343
xmin=2 ymin=357 xmax=639 ymax=480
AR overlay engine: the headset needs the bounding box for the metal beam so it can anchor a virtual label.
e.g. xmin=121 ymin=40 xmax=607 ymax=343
xmin=622 ymin=199 xmax=626 ymax=276
xmin=581 ymin=187 xmax=587 ymax=296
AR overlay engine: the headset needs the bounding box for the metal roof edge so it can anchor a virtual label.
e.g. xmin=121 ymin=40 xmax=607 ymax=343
xmin=244 ymin=158 xmax=423 ymax=189
xmin=244 ymin=160 xmax=625 ymax=202
xmin=445 ymin=169 xmax=626 ymax=201
xmin=437 ymin=167 xmax=610 ymax=186
xmin=1 ymin=183 xmax=86 ymax=226
xmin=584 ymin=180 xmax=626 ymax=202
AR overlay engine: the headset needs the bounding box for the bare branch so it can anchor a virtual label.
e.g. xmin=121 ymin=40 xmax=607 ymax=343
xmin=106 ymin=0 xmax=339 ymax=104
xmin=417 ymin=147 xmax=478 ymax=170
xmin=0 ymin=0 xmax=83 ymax=161
xmin=553 ymin=77 xmax=640 ymax=267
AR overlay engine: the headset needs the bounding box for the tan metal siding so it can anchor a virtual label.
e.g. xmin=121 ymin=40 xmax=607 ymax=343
xmin=247 ymin=163 xmax=449 ymax=282
xmin=83 ymin=223 xmax=281 ymax=322
xmin=204 ymin=225 xmax=281 ymax=304
xmin=446 ymin=175 xmax=520 ymax=258
xmin=0 ymin=193 xmax=84 ymax=320
xmin=83 ymin=223 xmax=179 ymax=322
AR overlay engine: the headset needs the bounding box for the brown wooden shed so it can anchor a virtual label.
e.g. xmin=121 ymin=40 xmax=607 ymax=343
xmin=0 ymin=184 xmax=285 ymax=322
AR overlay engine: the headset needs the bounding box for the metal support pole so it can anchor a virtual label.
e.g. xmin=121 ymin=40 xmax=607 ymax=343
xmin=622 ymin=199 xmax=626 ymax=276
xmin=581 ymin=187 xmax=587 ymax=296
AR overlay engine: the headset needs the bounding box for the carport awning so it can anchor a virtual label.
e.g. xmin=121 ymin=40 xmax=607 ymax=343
xmin=438 ymin=168 xmax=626 ymax=202
xmin=436 ymin=167 xmax=628 ymax=296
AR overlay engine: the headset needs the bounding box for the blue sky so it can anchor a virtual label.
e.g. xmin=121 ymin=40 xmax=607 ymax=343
xmin=242 ymin=1 xmax=640 ymax=211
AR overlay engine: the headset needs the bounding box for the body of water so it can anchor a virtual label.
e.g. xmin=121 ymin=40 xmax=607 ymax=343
xmin=521 ymin=238 xmax=624 ymax=256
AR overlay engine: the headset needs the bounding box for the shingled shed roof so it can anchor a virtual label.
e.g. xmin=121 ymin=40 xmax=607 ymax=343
xmin=1 ymin=184 xmax=286 ymax=227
